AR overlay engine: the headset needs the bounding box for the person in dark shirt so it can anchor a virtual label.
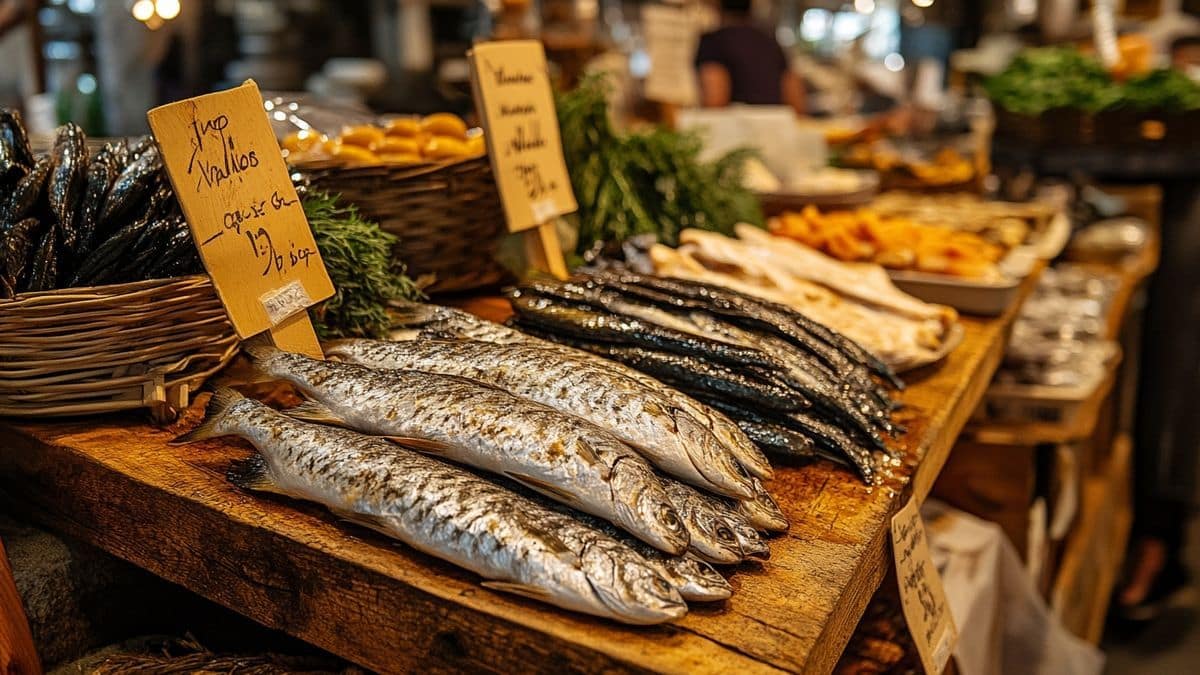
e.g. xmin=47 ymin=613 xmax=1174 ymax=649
xmin=694 ymin=0 xmax=805 ymax=115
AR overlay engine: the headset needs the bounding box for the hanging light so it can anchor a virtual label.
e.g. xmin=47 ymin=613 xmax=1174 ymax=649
xmin=156 ymin=0 xmax=180 ymax=20
xmin=130 ymin=0 xmax=154 ymax=21
xmin=130 ymin=0 xmax=181 ymax=28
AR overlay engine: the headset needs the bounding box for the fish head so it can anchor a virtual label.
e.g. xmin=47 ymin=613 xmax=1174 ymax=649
xmin=730 ymin=519 xmax=770 ymax=561
xmin=580 ymin=541 xmax=688 ymax=624
xmin=664 ymin=557 xmax=733 ymax=602
xmin=609 ymin=458 xmax=690 ymax=556
xmin=671 ymin=411 xmax=757 ymax=499
xmin=746 ymin=478 xmax=790 ymax=532
xmin=683 ymin=504 xmax=744 ymax=564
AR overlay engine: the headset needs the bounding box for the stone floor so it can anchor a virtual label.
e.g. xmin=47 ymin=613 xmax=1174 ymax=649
xmin=1103 ymin=515 xmax=1200 ymax=674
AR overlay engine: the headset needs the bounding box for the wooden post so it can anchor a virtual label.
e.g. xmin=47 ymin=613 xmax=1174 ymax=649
xmin=523 ymin=220 xmax=568 ymax=279
xmin=0 ymin=539 xmax=41 ymax=675
xmin=25 ymin=0 xmax=45 ymax=95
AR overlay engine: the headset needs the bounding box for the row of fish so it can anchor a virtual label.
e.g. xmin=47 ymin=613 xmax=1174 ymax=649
xmin=0 ymin=110 xmax=201 ymax=298
xmin=178 ymin=332 xmax=791 ymax=623
xmin=497 ymin=272 xmax=906 ymax=484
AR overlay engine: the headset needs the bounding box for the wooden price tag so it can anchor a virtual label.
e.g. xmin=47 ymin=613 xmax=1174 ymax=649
xmin=468 ymin=40 xmax=575 ymax=279
xmin=147 ymin=80 xmax=333 ymax=358
xmin=891 ymin=497 xmax=958 ymax=675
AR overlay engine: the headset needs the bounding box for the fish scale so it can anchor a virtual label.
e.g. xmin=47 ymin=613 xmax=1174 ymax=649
xmin=247 ymin=344 xmax=691 ymax=556
xmin=326 ymin=338 xmax=755 ymax=500
xmin=177 ymin=392 xmax=685 ymax=624
xmin=390 ymin=302 xmax=774 ymax=481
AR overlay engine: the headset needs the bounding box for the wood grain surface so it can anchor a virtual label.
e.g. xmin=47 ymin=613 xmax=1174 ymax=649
xmin=0 ymin=540 xmax=41 ymax=675
xmin=0 ymin=277 xmax=1035 ymax=674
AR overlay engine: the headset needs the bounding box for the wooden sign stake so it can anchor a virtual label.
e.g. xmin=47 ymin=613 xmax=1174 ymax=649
xmin=524 ymin=221 xmax=568 ymax=280
xmin=269 ymin=310 xmax=323 ymax=359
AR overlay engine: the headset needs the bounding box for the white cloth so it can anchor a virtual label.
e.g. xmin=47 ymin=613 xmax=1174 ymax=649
xmin=921 ymin=500 xmax=1105 ymax=675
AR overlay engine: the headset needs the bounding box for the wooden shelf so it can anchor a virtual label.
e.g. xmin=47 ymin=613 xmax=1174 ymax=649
xmin=968 ymin=223 xmax=1158 ymax=447
xmin=1051 ymin=433 xmax=1134 ymax=643
xmin=0 ymin=278 xmax=1035 ymax=675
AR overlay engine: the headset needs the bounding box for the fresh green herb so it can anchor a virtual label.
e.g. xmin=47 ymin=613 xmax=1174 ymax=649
xmin=303 ymin=192 xmax=423 ymax=339
xmin=986 ymin=47 xmax=1200 ymax=114
xmin=1118 ymin=68 xmax=1200 ymax=111
xmin=985 ymin=48 xmax=1121 ymax=115
xmin=556 ymin=76 xmax=763 ymax=254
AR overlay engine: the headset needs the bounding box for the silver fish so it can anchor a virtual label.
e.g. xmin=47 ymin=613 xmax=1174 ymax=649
xmin=552 ymin=507 xmax=732 ymax=602
xmin=390 ymin=302 xmax=775 ymax=480
xmin=733 ymin=476 xmax=790 ymax=533
xmin=326 ymin=338 xmax=755 ymax=500
xmin=663 ymin=478 xmax=775 ymax=561
xmin=659 ymin=479 xmax=752 ymax=564
xmin=174 ymin=389 xmax=686 ymax=624
xmin=245 ymin=344 xmax=690 ymax=555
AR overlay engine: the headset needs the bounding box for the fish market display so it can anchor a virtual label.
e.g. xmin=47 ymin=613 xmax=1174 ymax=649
xmin=870 ymin=192 xmax=1055 ymax=248
xmin=498 ymin=273 xmax=905 ymax=484
xmin=325 ymin=338 xmax=756 ymax=499
xmin=770 ymin=205 xmax=1004 ymax=279
xmin=389 ymin=302 xmax=774 ymax=482
xmin=243 ymin=343 xmax=691 ymax=555
xmin=175 ymin=389 xmax=686 ymax=624
xmin=649 ymin=227 xmax=957 ymax=370
xmin=0 ymin=111 xmax=201 ymax=298
xmin=996 ymin=265 xmax=1120 ymax=389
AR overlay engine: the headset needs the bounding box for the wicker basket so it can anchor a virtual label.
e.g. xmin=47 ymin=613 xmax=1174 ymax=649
xmin=297 ymin=155 xmax=510 ymax=293
xmin=0 ymin=275 xmax=239 ymax=419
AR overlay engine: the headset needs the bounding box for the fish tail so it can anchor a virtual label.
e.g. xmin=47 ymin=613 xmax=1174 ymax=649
xmin=389 ymin=300 xmax=438 ymax=326
xmin=171 ymin=387 xmax=244 ymax=444
xmin=241 ymin=334 xmax=283 ymax=367
xmin=322 ymin=339 xmax=356 ymax=359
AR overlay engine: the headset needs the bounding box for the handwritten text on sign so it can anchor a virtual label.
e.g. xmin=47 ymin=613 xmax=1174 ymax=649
xmin=891 ymin=497 xmax=958 ymax=675
xmin=469 ymin=40 xmax=577 ymax=233
xmin=148 ymin=80 xmax=333 ymax=339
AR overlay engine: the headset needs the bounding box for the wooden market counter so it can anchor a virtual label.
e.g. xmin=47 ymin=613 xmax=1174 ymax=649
xmin=0 ymin=279 xmax=1036 ymax=675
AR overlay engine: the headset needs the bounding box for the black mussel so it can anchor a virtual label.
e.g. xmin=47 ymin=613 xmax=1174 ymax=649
xmin=24 ymin=223 xmax=58 ymax=292
xmin=97 ymin=145 xmax=161 ymax=234
xmin=1 ymin=157 xmax=50 ymax=226
xmin=0 ymin=109 xmax=34 ymax=185
xmin=0 ymin=217 xmax=42 ymax=298
xmin=47 ymin=123 xmax=89 ymax=258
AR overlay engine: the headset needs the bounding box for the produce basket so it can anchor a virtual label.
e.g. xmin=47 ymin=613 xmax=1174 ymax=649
xmin=0 ymin=275 xmax=239 ymax=420
xmin=296 ymin=156 xmax=509 ymax=294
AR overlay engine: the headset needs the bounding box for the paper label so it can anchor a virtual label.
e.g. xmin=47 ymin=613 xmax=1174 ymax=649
xmin=891 ymin=497 xmax=958 ymax=675
xmin=260 ymin=280 xmax=313 ymax=326
xmin=468 ymin=40 xmax=578 ymax=232
xmin=147 ymin=80 xmax=334 ymax=339
xmin=642 ymin=4 xmax=701 ymax=106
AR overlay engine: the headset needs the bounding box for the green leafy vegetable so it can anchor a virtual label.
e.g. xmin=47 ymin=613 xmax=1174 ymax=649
xmin=986 ymin=47 xmax=1200 ymax=114
xmin=556 ymin=76 xmax=763 ymax=253
xmin=303 ymin=191 xmax=423 ymax=339
xmin=1119 ymin=68 xmax=1200 ymax=111
xmin=985 ymin=48 xmax=1121 ymax=115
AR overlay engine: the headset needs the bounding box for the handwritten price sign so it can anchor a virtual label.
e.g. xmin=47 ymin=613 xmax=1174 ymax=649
xmin=891 ymin=498 xmax=958 ymax=675
xmin=148 ymin=81 xmax=333 ymax=353
xmin=469 ymin=40 xmax=577 ymax=233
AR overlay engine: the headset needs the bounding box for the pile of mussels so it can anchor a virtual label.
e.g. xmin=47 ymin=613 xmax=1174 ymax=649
xmin=0 ymin=109 xmax=201 ymax=299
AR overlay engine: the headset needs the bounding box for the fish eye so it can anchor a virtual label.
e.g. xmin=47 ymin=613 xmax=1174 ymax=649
xmin=716 ymin=525 xmax=736 ymax=543
xmin=653 ymin=578 xmax=673 ymax=594
xmin=662 ymin=511 xmax=682 ymax=530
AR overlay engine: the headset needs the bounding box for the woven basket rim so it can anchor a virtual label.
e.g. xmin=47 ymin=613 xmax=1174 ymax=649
xmin=292 ymin=153 xmax=489 ymax=179
xmin=0 ymin=274 xmax=214 ymax=308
